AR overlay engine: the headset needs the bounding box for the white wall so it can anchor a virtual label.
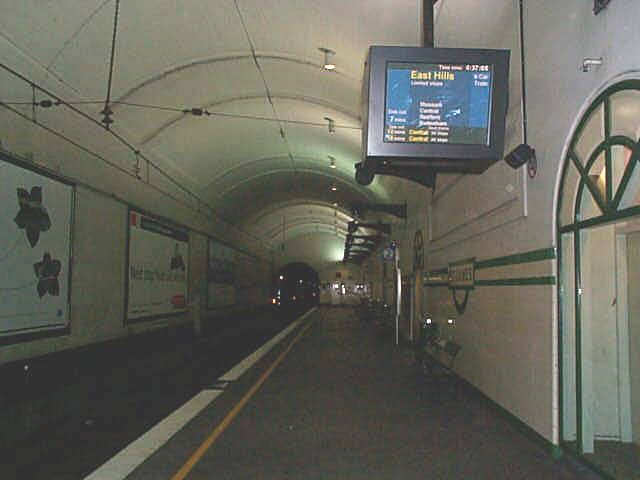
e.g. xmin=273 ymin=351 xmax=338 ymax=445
xmin=627 ymin=232 xmax=640 ymax=445
xmin=422 ymin=0 xmax=640 ymax=443
xmin=0 ymin=101 xmax=271 ymax=365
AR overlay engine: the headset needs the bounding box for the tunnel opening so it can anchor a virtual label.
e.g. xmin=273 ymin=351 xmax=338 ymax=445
xmin=273 ymin=262 xmax=320 ymax=312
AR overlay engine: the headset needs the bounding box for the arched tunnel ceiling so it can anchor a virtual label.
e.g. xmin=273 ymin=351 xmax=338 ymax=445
xmin=0 ymin=0 xmax=439 ymax=259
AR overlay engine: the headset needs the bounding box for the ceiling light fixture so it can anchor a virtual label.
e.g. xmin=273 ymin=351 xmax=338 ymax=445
xmin=324 ymin=117 xmax=335 ymax=133
xmin=329 ymin=155 xmax=336 ymax=169
xmin=318 ymin=47 xmax=336 ymax=70
xmin=331 ymin=185 xmax=337 ymax=192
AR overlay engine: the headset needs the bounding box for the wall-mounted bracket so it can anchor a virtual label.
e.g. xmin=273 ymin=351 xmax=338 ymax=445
xmin=593 ymin=0 xmax=612 ymax=15
xmin=355 ymin=161 xmax=436 ymax=189
xmin=347 ymin=234 xmax=381 ymax=243
xmin=347 ymin=220 xmax=391 ymax=235
xmin=351 ymin=202 xmax=407 ymax=219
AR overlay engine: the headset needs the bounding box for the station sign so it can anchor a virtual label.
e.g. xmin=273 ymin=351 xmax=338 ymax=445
xmin=448 ymin=258 xmax=475 ymax=289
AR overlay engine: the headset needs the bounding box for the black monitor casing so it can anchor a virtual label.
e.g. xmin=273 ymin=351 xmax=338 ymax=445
xmin=361 ymin=46 xmax=510 ymax=175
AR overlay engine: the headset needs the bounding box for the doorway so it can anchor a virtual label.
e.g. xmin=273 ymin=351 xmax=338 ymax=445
xmin=558 ymin=79 xmax=640 ymax=478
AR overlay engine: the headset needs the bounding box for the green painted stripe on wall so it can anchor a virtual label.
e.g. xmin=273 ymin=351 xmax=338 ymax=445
xmin=474 ymin=247 xmax=555 ymax=270
xmin=426 ymin=247 xmax=555 ymax=278
xmin=424 ymin=277 xmax=555 ymax=287
xmin=429 ymin=267 xmax=448 ymax=275
xmin=476 ymin=276 xmax=556 ymax=286
xmin=424 ymin=247 xmax=557 ymax=287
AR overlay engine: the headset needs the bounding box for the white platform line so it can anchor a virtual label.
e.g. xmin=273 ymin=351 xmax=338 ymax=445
xmin=220 ymin=306 xmax=317 ymax=382
xmin=83 ymin=307 xmax=317 ymax=480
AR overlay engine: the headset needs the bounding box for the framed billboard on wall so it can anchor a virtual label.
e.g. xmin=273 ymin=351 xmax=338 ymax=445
xmin=207 ymin=238 xmax=236 ymax=309
xmin=126 ymin=209 xmax=189 ymax=322
xmin=0 ymin=152 xmax=74 ymax=343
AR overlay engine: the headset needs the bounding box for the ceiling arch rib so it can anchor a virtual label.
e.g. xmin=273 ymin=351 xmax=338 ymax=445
xmin=275 ymin=231 xmax=348 ymax=269
xmin=242 ymin=200 xmax=359 ymax=242
xmin=252 ymin=213 xmax=349 ymax=237
xmin=141 ymin=97 xmax=363 ymax=192
xmin=214 ymin=168 xmax=374 ymax=210
xmin=214 ymin=170 xmax=370 ymax=220
xmin=253 ymin=205 xmax=354 ymax=230
xmin=114 ymin=53 xmax=359 ymax=104
xmin=138 ymin=94 xmax=359 ymax=146
xmin=243 ymin=199 xmax=357 ymax=224
xmin=269 ymin=222 xmax=349 ymax=242
xmin=267 ymin=221 xmax=349 ymax=239
xmin=259 ymin=213 xmax=352 ymax=237
xmin=205 ymin=155 xmax=356 ymax=192
xmin=214 ymin=167 xmax=372 ymax=201
xmin=113 ymin=56 xmax=361 ymax=146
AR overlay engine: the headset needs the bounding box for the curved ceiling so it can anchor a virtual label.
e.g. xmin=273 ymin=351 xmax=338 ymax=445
xmin=0 ymin=0 xmax=429 ymax=261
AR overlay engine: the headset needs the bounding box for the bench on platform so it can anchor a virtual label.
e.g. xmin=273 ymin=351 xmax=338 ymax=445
xmin=415 ymin=321 xmax=462 ymax=375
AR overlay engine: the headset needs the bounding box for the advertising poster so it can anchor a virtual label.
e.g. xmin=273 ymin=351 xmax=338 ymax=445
xmin=207 ymin=238 xmax=236 ymax=308
xmin=0 ymin=156 xmax=73 ymax=338
xmin=127 ymin=210 xmax=189 ymax=321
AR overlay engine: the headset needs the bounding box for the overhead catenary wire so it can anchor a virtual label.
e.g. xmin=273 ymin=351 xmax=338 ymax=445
xmin=518 ymin=0 xmax=528 ymax=145
xmin=101 ymin=0 xmax=121 ymax=128
xmin=0 ymin=99 xmax=362 ymax=130
xmin=232 ymin=0 xmax=299 ymax=183
xmin=2 ymin=99 xmax=271 ymax=256
xmin=0 ymin=61 xmax=271 ymax=252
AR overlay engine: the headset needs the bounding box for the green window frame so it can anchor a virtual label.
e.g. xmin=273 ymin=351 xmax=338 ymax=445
xmin=558 ymin=80 xmax=640 ymax=233
xmin=557 ymin=79 xmax=640 ymax=455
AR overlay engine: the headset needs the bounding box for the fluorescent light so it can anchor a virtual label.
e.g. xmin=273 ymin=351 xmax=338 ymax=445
xmin=319 ymin=47 xmax=336 ymax=71
xmin=331 ymin=186 xmax=337 ymax=191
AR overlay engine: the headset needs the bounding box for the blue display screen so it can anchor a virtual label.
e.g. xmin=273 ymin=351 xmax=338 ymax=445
xmin=384 ymin=62 xmax=493 ymax=145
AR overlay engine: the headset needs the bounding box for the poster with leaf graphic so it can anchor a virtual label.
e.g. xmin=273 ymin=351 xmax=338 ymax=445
xmin=126 ymin=210 xmax=189 ymax=322
xmin=0 ymin=155 xmax=73 ymax=338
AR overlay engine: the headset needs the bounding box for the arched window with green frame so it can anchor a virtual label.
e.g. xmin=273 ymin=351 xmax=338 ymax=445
xmin=557 ymin=79 xmax=640 ymax=478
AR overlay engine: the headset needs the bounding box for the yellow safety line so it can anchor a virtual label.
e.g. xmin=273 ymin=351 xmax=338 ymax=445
xmin=171 ymin=318 xmax=316 ymax=480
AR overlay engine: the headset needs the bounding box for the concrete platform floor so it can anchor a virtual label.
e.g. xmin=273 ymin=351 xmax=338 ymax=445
xmin=1 ymin=306 xmax=306 ymax=479
xmin=128 ymin=307 xmax=600 ymax=480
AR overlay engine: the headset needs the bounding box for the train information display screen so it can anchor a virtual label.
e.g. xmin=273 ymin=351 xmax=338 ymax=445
xmin=384 ymin=62 xmax=493 ymax=146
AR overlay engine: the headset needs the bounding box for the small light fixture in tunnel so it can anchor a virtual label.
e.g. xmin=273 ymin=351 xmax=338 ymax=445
xmin=329 ymin=155 xmax=336 ymax=169
xmin=425 ymin=317 xmax=432 ymax=324
xmin=447 ymin=318 xmax=455 ymax=326
xmin=279 ymin=275 xmax=284 ymax=280
xmin=331 ymin=185 xmax=337 ymax=192
xmin=318 ymin=47 xmax=336 ymax=70
xmin=333 ymin=202 xmax=338 ymax=207
xmin=324 ymin=117 xmax=335 ymax=133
